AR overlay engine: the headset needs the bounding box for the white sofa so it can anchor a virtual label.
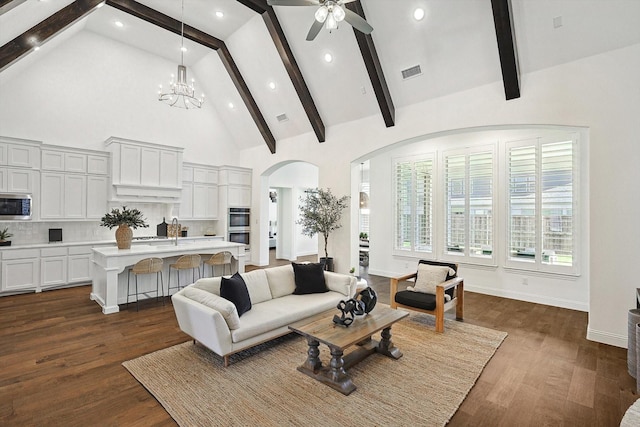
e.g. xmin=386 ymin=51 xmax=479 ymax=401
xmin=171 ymin=264 xmax=356 ymax=366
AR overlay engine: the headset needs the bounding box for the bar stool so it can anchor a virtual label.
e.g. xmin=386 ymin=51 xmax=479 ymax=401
xmin=202 ymin=251 xmax=234 ymax=277
xmin=127 ymin=257 xmax=164 ymax=311
xmin=168 ymin=254 xmax=201 ymax=295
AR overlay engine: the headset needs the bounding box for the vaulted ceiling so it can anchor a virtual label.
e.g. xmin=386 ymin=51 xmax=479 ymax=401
xmin=1 ymin=0 xmax=639 ymax=153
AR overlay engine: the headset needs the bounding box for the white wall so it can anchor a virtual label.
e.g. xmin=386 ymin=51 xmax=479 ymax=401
xmin=240 ymin=42 xmax=640 ymax=348
xmin=0 ymin=30 xmax=241 ymax=166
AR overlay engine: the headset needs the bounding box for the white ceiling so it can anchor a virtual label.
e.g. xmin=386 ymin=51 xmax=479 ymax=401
xmin=2 ymin=0 xmax=640 ymax=151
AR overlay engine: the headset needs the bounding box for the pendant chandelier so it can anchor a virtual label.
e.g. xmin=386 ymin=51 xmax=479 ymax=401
xmin=158 ymin=0 xmax=204 ymax=109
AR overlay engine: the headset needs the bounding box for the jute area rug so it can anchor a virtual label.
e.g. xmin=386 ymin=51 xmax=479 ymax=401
xmin=123 ymin=313 xmax=507 ymax=427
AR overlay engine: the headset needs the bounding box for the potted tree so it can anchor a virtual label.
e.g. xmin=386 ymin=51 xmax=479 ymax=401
xmin=297 ymin=188 xmax=349 ymax=271
xmin=0 ymin=227 xmax=13 ymax=246
xmin=100 ymin=206 xmax=148 ymax=249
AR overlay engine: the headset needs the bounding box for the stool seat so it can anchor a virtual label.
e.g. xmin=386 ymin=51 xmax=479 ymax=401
xmin=203 ymin=251 xmax=234 ymax=277
xmin=168 ymin=254 xmax=201 ymax=295
xmin=127 ymin=257 xmax=164 ymax=311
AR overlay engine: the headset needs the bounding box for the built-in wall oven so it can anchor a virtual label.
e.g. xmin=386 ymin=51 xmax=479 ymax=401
xmin=0 ymin=193 xmax=32 ymax=220
xmin=228 ymin=208 xmax=250 ymax=252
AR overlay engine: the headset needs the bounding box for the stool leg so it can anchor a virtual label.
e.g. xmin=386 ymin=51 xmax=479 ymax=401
xmin=160 ymin=271 xmax=165 ymax=306
xmin=127 ymin=270 xmax=131 ymax=309
xmin=135 ymin=274 xmax=139 ymax=312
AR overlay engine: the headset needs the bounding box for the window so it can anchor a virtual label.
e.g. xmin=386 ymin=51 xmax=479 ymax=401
xmin=393 ymin=156 xmax=434 ymax=255
xmin=443 ymin=148 xmax=495 ymax=262
xmin=507 ymin=134 xmax=577 ymax=274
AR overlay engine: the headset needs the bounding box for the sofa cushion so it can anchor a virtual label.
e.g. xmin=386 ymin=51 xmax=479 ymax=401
xmin=192 ymin=277 xmax=222 ymax=295
xmin=183 ymin=286 xmax=241 ymax=329
xmin=265 ymin=264 xmax=296 ymax=298
xmin=229 ymin=292 xmax=345 ymax=343
xmin=239 ymin=269 xmax=273 ymax=304
xmin=292 ymin=262 xmax=328 ymax=295
xmin=220 ymin=273 xmax=252 ymax=316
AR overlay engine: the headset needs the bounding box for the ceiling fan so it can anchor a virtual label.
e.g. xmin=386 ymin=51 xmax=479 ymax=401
xmin=267 ymin=0 xmax=373 ymax=41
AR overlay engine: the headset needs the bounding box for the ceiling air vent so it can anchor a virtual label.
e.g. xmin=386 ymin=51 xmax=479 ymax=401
xmin=401 ymin=64 xmax=422 ymax=80
xmin=276 ymin=113 xmax=289 ymax=123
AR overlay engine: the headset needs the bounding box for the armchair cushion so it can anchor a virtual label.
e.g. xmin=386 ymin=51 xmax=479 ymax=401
xmin=394 ymin=290 xmax=437 ymax=311
xmin=410 ymin=264 xmax=455 ymax=296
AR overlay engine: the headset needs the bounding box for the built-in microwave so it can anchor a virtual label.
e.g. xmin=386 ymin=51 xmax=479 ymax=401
xmin=0 ymin=193 xmax=32 ymax=220
xmin=229 ymin=208 xmax=250 ymax=228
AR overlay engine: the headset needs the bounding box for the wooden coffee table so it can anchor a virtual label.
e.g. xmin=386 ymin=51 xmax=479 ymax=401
xmin=288 ymin=306 xmax=409 ymax=395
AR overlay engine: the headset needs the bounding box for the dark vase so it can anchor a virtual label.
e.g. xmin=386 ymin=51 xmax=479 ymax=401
xmin=320 ymin=257 xmax=334 ymax=272
xmin=0 ymin=241 xmax=11 ymax=246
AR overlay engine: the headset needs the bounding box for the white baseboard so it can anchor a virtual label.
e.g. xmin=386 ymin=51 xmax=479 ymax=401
xmin=587 ymin=327 xmax=627 ymax=349
xmin=463 ymin=284 xmax=588 ymax=312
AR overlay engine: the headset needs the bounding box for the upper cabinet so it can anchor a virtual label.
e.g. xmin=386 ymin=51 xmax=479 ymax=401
xmin=219 ymin=166 xmax=252 ymax=208
xmin=105 ymin=137 xmax=183 ymax=203
xmin=0 ymin=136 xmax=40 ymax=169
xmin=40 ymin=145 xmax=109 ymax=221
xmin=180 ymin=163 xmax=219 ymax=220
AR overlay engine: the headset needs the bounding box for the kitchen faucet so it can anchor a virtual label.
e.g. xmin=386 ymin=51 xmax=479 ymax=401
xmin=172 ymin=217 xmax=179 ymax=246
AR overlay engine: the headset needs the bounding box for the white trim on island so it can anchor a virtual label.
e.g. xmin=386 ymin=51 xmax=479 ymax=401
xmin=91 ymin=241 xmax=246 ymax=314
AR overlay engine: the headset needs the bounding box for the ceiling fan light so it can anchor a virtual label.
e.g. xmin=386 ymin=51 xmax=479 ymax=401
xmin=315 ymin=6 xmax=328 ymax=23
xmin=332 ymin=4 xmax=345 ymax=22
xmin=325 ymin=13 xmax=338 ymax=30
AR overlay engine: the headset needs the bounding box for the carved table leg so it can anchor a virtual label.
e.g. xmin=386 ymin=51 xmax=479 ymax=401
xmin=300 ymin=337 xmax=322 ymax=373
xmin=376 ymin=326 xmax=403 ymax=359
xmin=326 ymin=346 xmax=356 ymax=395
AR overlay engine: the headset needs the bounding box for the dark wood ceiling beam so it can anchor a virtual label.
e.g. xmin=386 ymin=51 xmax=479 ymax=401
xmin=345 ymin=0 xmax=395 ymax=127
xmin=0 ymin=0 xmax=27 ymax=16
xmin=235 ymin=0 xmax=326 ymax=142
xmin=106 ymin=0 xmax=276 ymax=153
xmin=491 ymin=0 xmax=520 ymax=100
xmin=0 ymin=0 xmax=103 ymax=72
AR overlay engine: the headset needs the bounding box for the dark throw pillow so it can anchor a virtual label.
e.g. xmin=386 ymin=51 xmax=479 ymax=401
xmin=220 ymin=272 xmax=252 ymax=316
xmin=292 ymin=262 xmax=328 ymax=295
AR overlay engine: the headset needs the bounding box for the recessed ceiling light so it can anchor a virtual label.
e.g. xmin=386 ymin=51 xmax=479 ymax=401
xmin=268 ymin=81 xmax=276 ymax=90
xmin=215 ymin=11 xmax=224 ymax=18
xmin=324 ymin=53 xmax=333 ymax=63
xmin=96 ymin=2 xmax=105 ymax=8
xmin=413 ymin=8 xmax=425 ymax=21
xmin=228 ymin=102 xmax=235 ymax=109
xmin=114 ymin=20 xmax=124 ymax=28
xmin=33 ymin=46 xmax=40 ymax=51
xmin=181 ymin=46 xmax=187 ymax=52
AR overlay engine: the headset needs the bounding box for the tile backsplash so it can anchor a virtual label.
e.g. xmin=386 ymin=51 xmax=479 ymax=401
xmin=0 ymin=202 xmax=219 ymax=246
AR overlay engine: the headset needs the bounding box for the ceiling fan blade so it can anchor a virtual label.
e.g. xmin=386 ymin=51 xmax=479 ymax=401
xmin=306 ymin=19 xmax=324 ymax=41
xmin=267 ymin=0 xmax=319 ymax=6
xmin=344 ymin=8 xmax=373 ymax=34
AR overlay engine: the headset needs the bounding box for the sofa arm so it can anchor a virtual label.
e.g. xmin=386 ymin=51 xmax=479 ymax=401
xmin=172 ymin=291 xmax=233 ymax=357
xmin=324 ymin=271 xmax=357 ymax=297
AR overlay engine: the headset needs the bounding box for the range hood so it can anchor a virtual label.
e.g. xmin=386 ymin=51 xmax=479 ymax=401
xmin=105 ymin=137 xmax=184 ymax=203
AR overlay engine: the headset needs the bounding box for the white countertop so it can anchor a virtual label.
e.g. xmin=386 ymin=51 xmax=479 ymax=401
xmin=0 ymin=235 xmax=222 ymax=251
xmin=92 ymin=240 xmax=245 ymax=257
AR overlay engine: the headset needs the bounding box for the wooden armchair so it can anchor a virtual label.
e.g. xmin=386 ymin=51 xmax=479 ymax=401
xmin=390 ymin=260 xmax=464 ymax=333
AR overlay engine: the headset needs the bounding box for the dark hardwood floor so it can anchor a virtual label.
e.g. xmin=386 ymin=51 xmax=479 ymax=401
xmin=0 ymin=251 xmax=636 ymax=426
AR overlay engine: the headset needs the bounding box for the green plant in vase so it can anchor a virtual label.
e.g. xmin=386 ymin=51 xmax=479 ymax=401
xmin=100 ymin=206 xmax=148 ymax=249
xmin=0 ymin=227 xmax=13 ymax=246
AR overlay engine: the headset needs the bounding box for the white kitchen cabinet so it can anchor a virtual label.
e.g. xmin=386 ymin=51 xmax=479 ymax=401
xmin=1 ymin=249 xmax=39 ymax=292
xmin=41 ymin=247 xmax=67 ymax=288
xmin=193 ymin=167 xmax=218 ymax=184
xmin=40 ymin=172 xmax=64 ymax=218
xmin=41 ymin=150 xmax=65 ymax=171
xmin=86 ymin=175 xmax=108 ymax=219
xmin=180 ymin=182 xmax=193 ymax=218
xmin=64 ymin=152 xmax=87 ymax=173
xmin=193 ymin=183 xmax=218 ymax=219
xmin=68 ymin=246 xmax=92 ymax=284
xmin=40 ymin=173 xmax=87 ymax=219
xmin=226 ymin=169 xmax=251 ymax=186
xmin=105 ymin=137 xmax=183 ymax=202
xmin=64 ymin=174 xmax=86 ymax=218
xmin=227 ymin=185 xmax=251 ymax=207
xmin=7 ymin=168 xmax=32 ymax=193
xmin=87 ymin=155 xmax=109 ymax=175
xmin=0 ymin=169 xmax=6 ymax=192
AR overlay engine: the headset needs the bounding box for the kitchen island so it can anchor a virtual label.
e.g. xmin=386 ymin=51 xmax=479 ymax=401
xmin=91 ymin=240 xmax=246 ymax=314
